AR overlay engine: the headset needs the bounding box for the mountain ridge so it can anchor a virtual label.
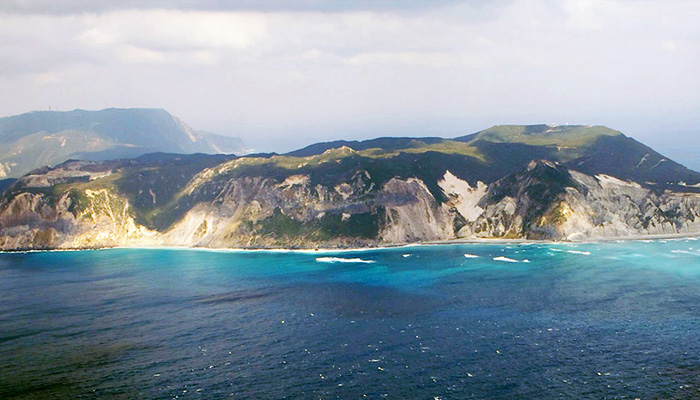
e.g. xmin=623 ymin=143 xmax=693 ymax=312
xmin=283 ymin=124 xmax=700 ymax=190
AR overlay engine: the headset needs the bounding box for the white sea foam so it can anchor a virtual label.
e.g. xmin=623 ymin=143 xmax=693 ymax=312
xmin=316 ymin=257 xmax=375 ymax=264
xmin=464 ymin=254 xmax=479 ymax=258
xmin=549 ymin=248 xmax=590 ymax=256
xmin=567 ymin=250 xmax=591 ymax=255
xmin=670 ymin=250 xmax=699 ymax=256
xmin=493 ymin=256 xmax=519 ymax=263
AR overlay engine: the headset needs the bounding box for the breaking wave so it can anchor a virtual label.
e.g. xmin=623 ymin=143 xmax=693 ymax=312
xmin=316 ymin=257 xmax=376 ymax=264
xmin=493 ymin=256 xmax=519 ymax=263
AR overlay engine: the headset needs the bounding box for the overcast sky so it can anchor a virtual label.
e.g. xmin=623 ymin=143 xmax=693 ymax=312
xmin=1 ymin=0 xmax=699 ymax=168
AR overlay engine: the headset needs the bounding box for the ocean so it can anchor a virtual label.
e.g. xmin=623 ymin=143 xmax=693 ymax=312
xmin=1 ymin=240 xmax=699 ymax=399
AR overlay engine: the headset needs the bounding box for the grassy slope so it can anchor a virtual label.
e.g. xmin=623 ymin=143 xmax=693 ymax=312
xmin=458 ymin=124 xmax=621 ymax=145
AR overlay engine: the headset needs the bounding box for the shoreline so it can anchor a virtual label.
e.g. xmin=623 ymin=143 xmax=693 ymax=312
xmin=1 ymin=232 xmax=698 ymax=254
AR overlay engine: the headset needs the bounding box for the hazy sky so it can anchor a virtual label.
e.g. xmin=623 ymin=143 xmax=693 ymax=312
xmin=1 ymin=0 xmax=699 ymax=168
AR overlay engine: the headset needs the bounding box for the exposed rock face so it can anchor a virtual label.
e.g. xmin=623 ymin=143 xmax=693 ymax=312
xmin=1 ymin=159 xmax=699 ymax=251
xmin=559 ymin=171 xmax=700 ymax=239
xmin=462 ymin=161 xmax=700 ymax=240
xmin=162 ymin=171 xmax=379 ymax=248
xmin=380 ymin=177 xmax=452 ymax=243
xmin=0 ymin=188 xmax=158 ymax=250
xmin=438 ymin=171 xmax=487 ymax=223
xmin=159 ymin=171 xmax=458 ymax=248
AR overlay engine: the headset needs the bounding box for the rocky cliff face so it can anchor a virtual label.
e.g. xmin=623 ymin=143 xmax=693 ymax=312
xmin=0 ymin=187 xmax=158 ymax=250
xmin=1 ymin=156 xmax=699 ymax=250
xmin=461 ymin=161 xmax=700 ymax=240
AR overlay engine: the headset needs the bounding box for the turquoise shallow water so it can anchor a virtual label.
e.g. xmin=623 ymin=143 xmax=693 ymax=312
xmin=1 ymin=239 xmax=700 ymax=399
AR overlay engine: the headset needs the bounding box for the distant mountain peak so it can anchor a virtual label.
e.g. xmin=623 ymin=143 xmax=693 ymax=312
xmin=0 ymin=108 xmax=246 ymax=178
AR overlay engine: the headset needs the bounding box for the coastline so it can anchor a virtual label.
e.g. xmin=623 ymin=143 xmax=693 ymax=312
xmin=1 ymin=231 xmax=698 ymax=254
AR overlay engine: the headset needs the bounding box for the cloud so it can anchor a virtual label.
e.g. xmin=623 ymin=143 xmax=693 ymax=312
xmin=116 ymin=45 xmax=167 ymax=64
xmin=79 ymin=10 xmax=268 ymax=51
xmin=344 ymin=52 xmax=456 ymax=67
xmin=0 ymin=0 xmax=472 ymax=15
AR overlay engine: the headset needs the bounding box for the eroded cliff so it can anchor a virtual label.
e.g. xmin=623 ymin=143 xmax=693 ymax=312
xmin=1 ymin=156 xmax=699 ymax=251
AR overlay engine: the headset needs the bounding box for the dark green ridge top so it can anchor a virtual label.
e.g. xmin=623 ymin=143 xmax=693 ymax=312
xmin=454 ymin=124 xmax=622 ymax=145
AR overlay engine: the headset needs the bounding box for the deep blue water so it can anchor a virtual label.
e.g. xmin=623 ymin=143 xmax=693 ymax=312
xmin=1 ymin=240 xmax=700 ymax=399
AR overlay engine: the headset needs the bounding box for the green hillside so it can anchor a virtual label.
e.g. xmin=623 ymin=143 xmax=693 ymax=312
xmin=456 ymin=124 xmax=621 ymax=146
